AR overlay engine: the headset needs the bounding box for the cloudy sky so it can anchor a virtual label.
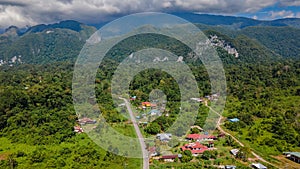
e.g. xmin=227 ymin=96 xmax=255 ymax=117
xmin=0 ymin=0 xmax=300 ymax=28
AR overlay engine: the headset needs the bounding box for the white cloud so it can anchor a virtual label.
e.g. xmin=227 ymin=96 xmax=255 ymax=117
xmin=0 ymin=0 xmax=290 ymax=28
xmin=280 ymin=0 xmax=300 ymax=6
xmin=269 ymin=10 xmax=296 ymax=19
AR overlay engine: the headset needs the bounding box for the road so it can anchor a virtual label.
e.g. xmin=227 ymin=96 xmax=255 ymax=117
xmin=120 ymin=98 xmax=149 ymax=169
xmin=206 ymin=104 xmax=278 ymax=168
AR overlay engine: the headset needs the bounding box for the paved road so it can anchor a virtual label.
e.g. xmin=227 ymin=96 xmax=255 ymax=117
xmin=120 ymin=98 xmax=149 ymax=169
xmin=206 ymin=105 xmax=278 ymax=168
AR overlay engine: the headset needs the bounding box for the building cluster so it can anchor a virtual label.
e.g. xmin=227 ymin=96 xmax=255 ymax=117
xmin=74 ymin=117 xmax=97 ymax=133
xmin=150 ymin=132 xmax=218 ymax=163
xmin=181 ymin=142 xmax=209 ymax=155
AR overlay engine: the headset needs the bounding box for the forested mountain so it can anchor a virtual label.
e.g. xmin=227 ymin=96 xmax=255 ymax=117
xmin=174 ymin=13 xmax=300 ymax=29
xmin=0 ymin=14 xmax=299 ymax=168
xmin=1 ymin=15 xmax=300 ymax=66
xmin=0 ymin=21 xmax=96 ymax=65
xmin=240 ymin=26 xmax=300 ymax=58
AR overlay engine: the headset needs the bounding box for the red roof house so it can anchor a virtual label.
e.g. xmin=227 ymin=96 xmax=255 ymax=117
xmin=181 ymin=142 xmax=208 ymax=155
xmin=161 ymin=155 xmax=178 ymax=159
xmin=161 ymin=155 xmax=179 ymax=162
xmin=74 ymin=126 xmax=83 ymax=133
xmin=142 ymin=102 xmax=151 ymax=107
xmin=186 ymin=134 xmax=217 ymax=141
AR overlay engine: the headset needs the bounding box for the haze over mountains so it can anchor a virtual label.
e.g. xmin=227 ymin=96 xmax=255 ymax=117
xmin=0 ymin=13 xmax=299 ymax=66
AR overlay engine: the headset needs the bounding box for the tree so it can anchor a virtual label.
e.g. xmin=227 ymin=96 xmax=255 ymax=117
xmin=8 ymin=154 xmax=18 ymax=169
xmin=191 ymin=127 xmax=200 ymax=134
xmin=224 ymin=136 xmax=236 ymax=147
xmin=145 ymin=122 xmax=161 ymax=134
xmin=181 ymin=150 xmax=193 ymax=163
xmin=201 ymin=151 xmax=211 ymax=160
xmin=237 ymin=147 xmax=251 ymax=162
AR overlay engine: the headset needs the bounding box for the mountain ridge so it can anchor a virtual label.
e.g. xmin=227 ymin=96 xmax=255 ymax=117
xmin=0 ymin=14 xmax=299 ymax=66
xmin=173 ymin=13 xmax=300 ymax=29
xmin=2 ymin=13 xmax=300 ymax=34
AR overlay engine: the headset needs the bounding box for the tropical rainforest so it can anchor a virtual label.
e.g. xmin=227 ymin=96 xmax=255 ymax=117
xmin=0 ymin=18 xmax=299 ymax=168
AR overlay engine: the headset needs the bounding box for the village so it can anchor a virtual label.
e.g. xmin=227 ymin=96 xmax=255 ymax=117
xmin=73 ymin=94 xmax=300 ymax=169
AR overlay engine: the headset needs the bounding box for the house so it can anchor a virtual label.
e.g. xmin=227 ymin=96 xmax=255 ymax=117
xmin=211 ymin=93 xmax=220 ymax=99
xmin=148 ymin=109 xmax=160 ymax=116
xmin=156 ymin=133 xmax=172 ymax=142
xmin=148 ymin=147 xmax=158 ymax=157
xmin=190 ymin=98 xmax=203 ymax=102
xmin=252 ymin=163 xmax=267 ymax=169
xmin=138 ymin=121 xmax=148 ymax=126
xmin=181 ymin=142 xmax=208 ymax=155
xmin=142 ymin=102 xmax=151 ymax=107
xmin=130 ymin=96 xmax=136 ymax=101
xmin=205 ymin=93 xmax=220 ymax=101
xmin=284 ymin=152 xmax=300 ymax=163
xmin=150 ymin=103 xmax=157 ymax=108
xmin=225 ymin=165 xmax=236 ymax=169
xmin=160 ymin=154 xmax=180 ymax=162
xmin=77 ymin=118 xmax=97 ymax=125
xmin=186 ymin=134 xmax=217 ymax=141
xmin=74 ymin=126 xmax=83 ymax=133
xmin=229 ymin=118 xmax=240 ymax=122
xmin=230 ymin=149 xmax=239 ymax=156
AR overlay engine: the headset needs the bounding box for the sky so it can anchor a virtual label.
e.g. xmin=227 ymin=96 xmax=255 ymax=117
xmin=0 ymin=0 xmax=300 ymax=29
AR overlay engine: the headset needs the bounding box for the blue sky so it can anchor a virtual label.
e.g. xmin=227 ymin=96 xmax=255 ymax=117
xmin=239 ymin=2 xmax=300 ymax=20
xmin=0 ymin=0 xmax=300 ymax=28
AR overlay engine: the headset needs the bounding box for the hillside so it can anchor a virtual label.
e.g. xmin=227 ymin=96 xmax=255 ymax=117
xmin=174 ymin=13 xmax=300 ymax=29
xmin=240 ymin=26 xmax=300 ymax=58
xmin=0 ymin=21 xmax=96 ymax=65
xmin=0 ymin=15 xmax=299 ymax=169
xmin=196 ymin=24 xmax=300 ymax=59
xmin=1 ymin=14 xmax=300 ymax=66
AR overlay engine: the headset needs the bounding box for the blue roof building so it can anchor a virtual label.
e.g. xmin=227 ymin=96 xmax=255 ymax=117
xmin=229 ymin=118 xmax=240 ymax=122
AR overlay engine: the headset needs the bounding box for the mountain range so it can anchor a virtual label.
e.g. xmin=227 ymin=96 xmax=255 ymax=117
xmin=0 ymin=13 xmax=299 ymax=66
xmin=174 ymin=13 xmax=300 ymax=29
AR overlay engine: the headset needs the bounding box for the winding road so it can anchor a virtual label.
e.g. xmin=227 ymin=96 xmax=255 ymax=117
xmin=206 ymin=104 xmax=278 ymax=168
xmin=119 ymin=97 xmax=277 ymax=168
xmin=120 ymin=98 xmax=149 ymax=169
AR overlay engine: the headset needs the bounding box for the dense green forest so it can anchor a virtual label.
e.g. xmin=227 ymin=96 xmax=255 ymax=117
xmin=0 ymin=19 xmax=300 ymax=168
xmin=0 ymin=63 xmax=141 ymax=169
xmin=0 ymin=50 xmax=299 ymax=168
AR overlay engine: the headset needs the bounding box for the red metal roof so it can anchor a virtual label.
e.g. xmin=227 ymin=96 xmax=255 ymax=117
xmin=181 ymin=142 xmax=208 ymax=154
xmin=186 ymin=134 xmax=216 ymax=140
xmin=161 ymin=155 xmax=178 ymax=159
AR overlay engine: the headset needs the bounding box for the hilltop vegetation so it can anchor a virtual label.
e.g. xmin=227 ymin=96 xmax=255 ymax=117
xmin=241 ymin=26 xmax=300 ymax=58
xmin=0 ymin=17 xmax=300 ymax=65
xmin=0 ymin=55 xmax=299 ymax=168
xmin=0 ymin=18 xmax=299 ymax=168
xmin=0 ymin=21 xmax=96 ymax=65
xmin=0 ymin=63 xmax=141 ymax=169
xmin=175 ymin=13 xmax=300 ymax=29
